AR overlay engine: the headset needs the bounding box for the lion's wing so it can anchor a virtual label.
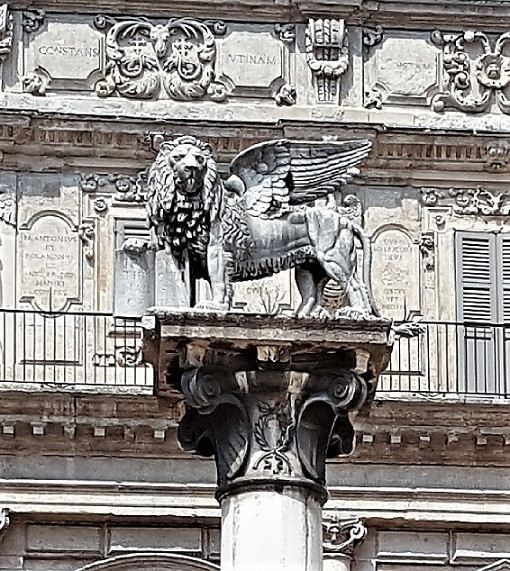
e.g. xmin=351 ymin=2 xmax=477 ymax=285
xmin=229 ymin=140 xmax=291 ymax=218
xmin=230 ymin=139 xmax=372 ymax=217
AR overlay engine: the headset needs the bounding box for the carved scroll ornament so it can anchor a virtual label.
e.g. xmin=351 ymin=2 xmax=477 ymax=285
xmin=431 ymin=29 xmax=510 ymax=114
xmin=178 ymin=364 xmax=368 ymax=488
xmin=94 ymin=16 xmax=228 ymax=101
xmin=323 ymin=515 xmax=367 ymax=555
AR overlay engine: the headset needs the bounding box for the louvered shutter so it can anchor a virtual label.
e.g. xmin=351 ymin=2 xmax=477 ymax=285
xmin=499 ymin=235 xmax=510 ymax=323
xmin=456 ymin=232 xmax=497 ymax=323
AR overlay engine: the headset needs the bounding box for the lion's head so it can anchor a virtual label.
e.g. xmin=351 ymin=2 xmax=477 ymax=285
xmin=146 ymin=135 xmax=222 ymax=269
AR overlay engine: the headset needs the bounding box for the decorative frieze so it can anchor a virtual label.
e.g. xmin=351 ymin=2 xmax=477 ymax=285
xmin=79 ymin=171 xmax=148 ymax=203
xmin=483 ymin=141 xmax=510 ymax=171
xmin=305 ymin=18 xmax=348 ymax=103
xmin=431 ymin=29 xmax=510 ymax=114
xmin=420 ymin=186 xmax=510 ymax=215
xmin=93 ymin=15 xmax=228 ymax=101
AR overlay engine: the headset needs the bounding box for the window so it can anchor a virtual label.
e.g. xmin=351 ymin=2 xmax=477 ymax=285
xmin=456 ymin=231 xmax=510 ymax=395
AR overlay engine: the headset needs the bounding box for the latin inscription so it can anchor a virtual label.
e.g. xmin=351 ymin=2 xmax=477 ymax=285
xmin=219 ymin=31 xmax=283 ymax=89
xmin=37 ymin=45 xmax=100 ymax=57
xmin=26 ymin=21 xmax=102 ymax=81
xmin=227 ymin=54 xmax=277 ymax=66
xmin=19 ymin=215 xmax=81 ymax=311
xmin=372 ymin=230 xmax=420 ymax=319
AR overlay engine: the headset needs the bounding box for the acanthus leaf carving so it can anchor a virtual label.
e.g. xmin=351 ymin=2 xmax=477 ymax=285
xmin=93 ymin=16 xmax=228 ymax=102
xmin=362 ymin=26 xmax=384 ymax=48
xmin=431 ymin=29 xmax=510 ymax=114
xmin=275 ymin=23 xmax=296 ymax=44
xmin=21 ymin=68 xmax=49 ymax=96
xmin=274 ymin=83 xmax=296 ymax=106
xmin=22 ymin=10 xmax=45 ymax=33
xmin=0 ymin=5 xmax=13 ymax=63
xmin=306 ymin=18 xmax=349 ymax=103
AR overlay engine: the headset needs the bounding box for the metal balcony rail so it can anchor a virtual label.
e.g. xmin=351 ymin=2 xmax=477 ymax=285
xmin=0 ymin=309 xmax=153 ymax=393
xmin=379 ymin=320 xmax=510 ymax=399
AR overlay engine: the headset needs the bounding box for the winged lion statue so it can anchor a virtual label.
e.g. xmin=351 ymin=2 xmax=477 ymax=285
xmin=147 ymin=135 xmax=379 ymax=318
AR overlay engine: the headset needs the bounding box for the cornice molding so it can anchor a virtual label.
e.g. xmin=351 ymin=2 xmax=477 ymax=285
xmin=3 ymin=478 xmax=510 ymax=526
xmin=2 ymin=119 xmax=510 ymax=187
xmin=7 ymin=1 xmax=510 ymax=29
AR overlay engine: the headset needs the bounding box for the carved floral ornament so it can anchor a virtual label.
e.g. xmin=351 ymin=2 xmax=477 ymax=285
xmin=431 ymin=29 xmax=510 ymax=113
xmin=93 ymin=15 xmax=228 ymax=101
xmin=421 ymin=186 xmax=510 ymax=215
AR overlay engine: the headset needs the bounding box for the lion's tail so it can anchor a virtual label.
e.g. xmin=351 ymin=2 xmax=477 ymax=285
xmin=351 ymin=222 xmax=380 ymax=318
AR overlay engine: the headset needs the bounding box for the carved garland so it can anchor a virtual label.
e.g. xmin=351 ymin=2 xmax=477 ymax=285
xmin=93 ymin=16 xmax=228 ymax=101
xmin=431 ymin=29 xmax=510 ymax=114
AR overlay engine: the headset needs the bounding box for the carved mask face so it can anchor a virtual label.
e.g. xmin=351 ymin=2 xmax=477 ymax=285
xmin=169 ymin=143 xmax=207 ymax=192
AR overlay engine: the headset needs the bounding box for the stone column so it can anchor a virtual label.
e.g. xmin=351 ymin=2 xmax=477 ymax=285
xmin=323 ymin=516 xmax=367 ymax=571
xmin=143 ymin=312 xmax=391 ymax=571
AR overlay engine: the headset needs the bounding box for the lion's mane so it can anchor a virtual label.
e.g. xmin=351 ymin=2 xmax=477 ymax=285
xmin=147 ymin=135 xmax=222 ymax=275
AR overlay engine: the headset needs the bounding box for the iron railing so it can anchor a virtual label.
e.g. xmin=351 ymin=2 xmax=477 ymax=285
xmin=0 ymin=311 xmax=507 ymax=399
xmin=0 ymin=309 xmax=153 ymax=393
xmin=379 ymin=321 xmax=510 ymax=399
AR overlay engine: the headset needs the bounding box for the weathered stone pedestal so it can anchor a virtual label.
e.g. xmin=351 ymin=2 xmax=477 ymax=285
xmin=143 ymin=312 xmax=391 ymax=571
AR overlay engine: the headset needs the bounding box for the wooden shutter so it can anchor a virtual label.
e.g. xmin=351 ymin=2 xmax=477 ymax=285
xmin=499 ymin=235 xmax=510 ymax=323
xmin=456 ymin=232 xmax=497 ymax=323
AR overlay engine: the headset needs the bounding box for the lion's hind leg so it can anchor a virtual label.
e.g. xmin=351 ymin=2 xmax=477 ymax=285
xmin=295 ymin=264 xmax=331 ymax=318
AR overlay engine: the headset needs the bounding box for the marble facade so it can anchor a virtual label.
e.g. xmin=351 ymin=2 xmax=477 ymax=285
xmin=0 ymin=0 xmax=508 ymax=569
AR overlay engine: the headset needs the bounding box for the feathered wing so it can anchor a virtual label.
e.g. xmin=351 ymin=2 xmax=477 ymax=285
xmin=229 ymin=139 xmax=372 ymax=217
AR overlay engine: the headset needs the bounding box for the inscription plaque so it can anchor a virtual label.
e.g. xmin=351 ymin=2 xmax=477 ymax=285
xmin=367 ymin=35 xmax=439 ymax=104
xmin=372 ymin=228 xmax=420 ymax=319
xmin=18 ymin=213 xmax=81 ymax=311
xmin=219 ymin=31 xmax=284 ymax=90
xmin=25 ymin=21 xmax=101 ymax=81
